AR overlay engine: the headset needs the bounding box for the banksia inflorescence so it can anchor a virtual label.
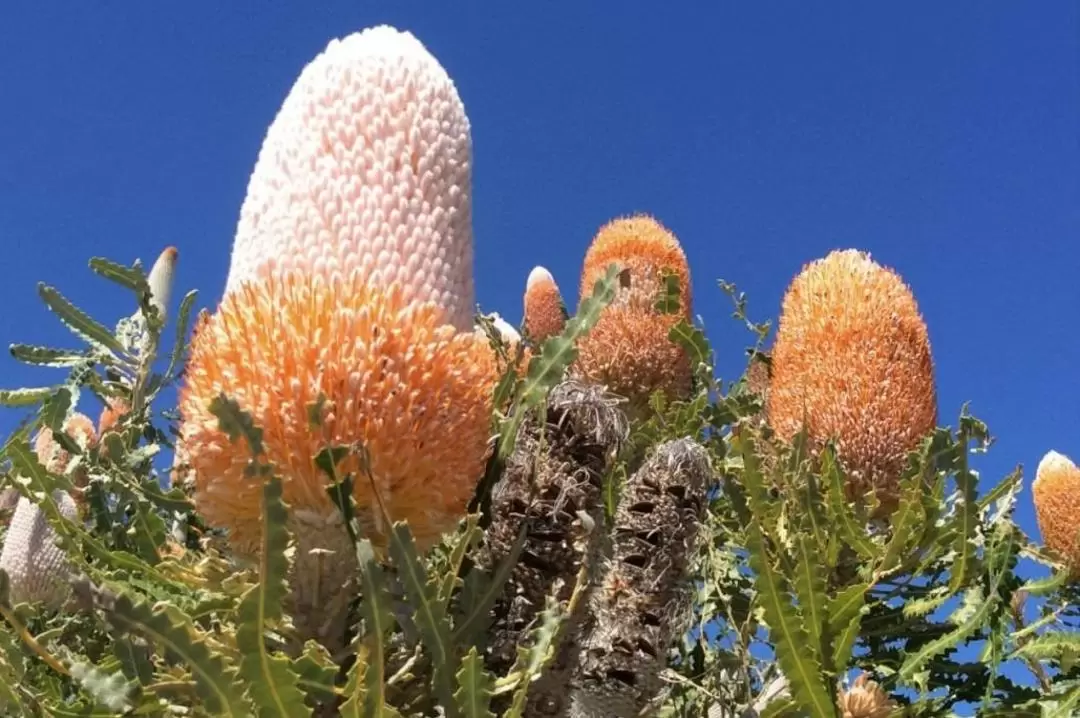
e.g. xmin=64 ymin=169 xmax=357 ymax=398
xmin=524 ymin=265 xmax=568 ymax=344
xmin=767 ymin=249 xmax=937 ymax=512
xmin=1033 ymin=450 xmax=1080 ymax=576
xmin=0 ymin=413 xmax=97 ymax=609
xmin=573 ymin=215 xmax=694 ymax=412
xmin=175 ymin=25 xmax=499 ymax=649
xmin=836 ymin=673 xmax=897 ymax=718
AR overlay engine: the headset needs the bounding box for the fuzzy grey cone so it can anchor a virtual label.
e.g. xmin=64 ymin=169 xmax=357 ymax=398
xmin=478 ymin=380 xmax=628 ymax=715
xmin=0 ymin=490 xmax=79 ymax=609
xmin=568 ymin=438 xmax=713 ymax=718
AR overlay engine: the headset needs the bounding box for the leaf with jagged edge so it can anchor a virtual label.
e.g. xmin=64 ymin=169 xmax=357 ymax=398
xmin=497 ymin=263 xmax=620 ymax=458
xmin=100 ymin=592 xmax=247 ymax=715
xmin=68 ymin=661 xmax=135 ymax=713
xmin=341 ymin=537 xmax=396 ymax=717
xmin=1018 ymin=567 xmax=1071 ymax=597
xmin=37 ymin=282 xmax=127 ymax=356
xmin=1044 ymin=684 xmax=1080 ymax=718
xmin=949 ymin=410 xmax=986 ymax=594
xmin=9 ymin=344 xmax=94 ymax=369
xmin=452 ymin=522 xmax=528 ymax=646
xmin=745 ymin=519 xmax=836 ymax=718
xmin=792 ymin=530 xmax=829 ymax=670
xmin=234 ymin=474 xmax=308 ymax=718
xmin=110 ymin=634 xmax=154 ymax=687
xmin=0 ymin=622 xmax=26 ymax=713
xmin=454 ymin=646 xmax=496 ymax=718
xmin=821 ymin=447 xmax=877 ymax=560
xmin=827 ymin=582 xmax=870 ymax=671
xmin=291 ymin=641 xmax=337 ymax=709
xmin=164 ymin=289 xmax=198 ymax=382
xmin=500 ymin=591 xmax=570 ymax=716
xmin=387 ymin=521 xmax=459 ymax=718
xmin=875 ymin=464 xmax=926 ymax=577
xmin=0 ymin=386 xmax=54 ymax=407
xmin=669 ymin=317 xmax=713 ymax=374
xmin=89 ymin=255 xmax=147 ymax=292
xmin=438 ymin=513 xmax=481 ymax=612
xmin=898 ymin=520 xmax=1016 ymax=683
xmin=1010 ymin=631 xmax=1080 ymax=662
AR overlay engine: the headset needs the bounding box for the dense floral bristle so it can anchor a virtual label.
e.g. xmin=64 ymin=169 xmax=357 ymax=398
xmin=178 ymin=271 xmax=499 ymax=554
xmin=34 ymin=413 xmax=97 ymax=476
xmin=1033 ymin=450 xmax=1080 ymax=574
xmin=226 ymin=25 xmax=476 ymax=331
xmin=837 ymin=674 xmax=897 ymax=718
xmin=767 ymin=249 xmax=937 ymax=510
xmin=523 ymin=266 xmax=567 ymax=343
xmin=574 ymin=215 xmax=693 ymax=408
xmin=579 ymin=214 xmax=691 ymax=316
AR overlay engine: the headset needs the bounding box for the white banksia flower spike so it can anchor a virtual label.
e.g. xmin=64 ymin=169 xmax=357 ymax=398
xmin=225 ymin=24 xmax=475 ymax=330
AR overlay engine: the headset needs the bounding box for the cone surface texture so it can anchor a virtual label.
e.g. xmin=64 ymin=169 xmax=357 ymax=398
xmin=767 ymin=249 xmax=937 ymax=508
xmin=1033 ymin=450 xmax=1080 ymax=574
xmin=523 ymin=266 xmax=567 ymax=343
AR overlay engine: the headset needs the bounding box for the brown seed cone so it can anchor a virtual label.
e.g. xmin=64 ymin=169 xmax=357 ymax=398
xmin=476 ymin=380 xmax=628 ymax=716
xmin=524 ymin=266 xmax=568 ymax=344
xmin=1033 ymin=450 xmax=1080 ymax=576
xmin=767 ymin=249 xmax=937 ymax=513
xmin=568 ymin=438 xmax=713 ymax=717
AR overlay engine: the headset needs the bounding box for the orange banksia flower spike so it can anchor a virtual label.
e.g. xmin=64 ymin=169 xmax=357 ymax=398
xmin=573 ymin=214 xmax=694 ymax=410
xmin=1033 ymin=450 xmax=1080 ymax=576
xmin=767 ymin=249 xmax=937 ymax=511
xmin=523 ymin=266 xmax=567 ymax=344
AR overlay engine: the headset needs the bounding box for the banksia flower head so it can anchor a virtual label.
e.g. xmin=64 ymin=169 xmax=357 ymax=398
xmin=225 ymin=24 xmax=475 ymax=332
xmin=0 ymin=413 xmax=97 ymax=609
xmin=573 ymin=214 xmax=694 ymax=409
xmin=523 ymin=265 xmax=567 ymax=344
xmin=837 ymin=673 xmax=897 ymax=718
xmin=176 ymin=25 xmax=498 ymax=646
xmin=767 ymin=249 xmax=937 ymax=511
xmin=1033 ymin=450 xmax=1080 ymax=575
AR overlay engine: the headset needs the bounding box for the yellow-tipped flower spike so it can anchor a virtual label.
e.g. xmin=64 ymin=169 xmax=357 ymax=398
xmin=523 ymin=266 xmax=567 ymax=343
xmin=573 ymin=214 xmax=693 ymax=407
xmin=767 ymin=249 xmax=937 ymax=511
xmin=1033 ymin=450 xmax=1080 ymax=575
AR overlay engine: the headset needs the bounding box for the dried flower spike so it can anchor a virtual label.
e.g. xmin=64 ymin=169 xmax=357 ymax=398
xmin=573 ymin=214 xmax=693 ymax=409
xmin=1033 ymin=450 xmax=1080 ymax=575
xmin=225 ymin=24 xmax=475 ymax=331
xmin=837 ymin=673 xmax=897 ymax=718
xmin=767 ymin=249 xmax=937 ymax=511
xmin=523 ymin=266 xmax=567 ymax=343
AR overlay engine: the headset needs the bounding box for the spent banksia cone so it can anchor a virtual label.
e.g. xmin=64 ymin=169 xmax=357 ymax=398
xmin=523 ymin=265 xmax=568 ymax=344
xmin=573 ymin=215 xmax=694 ymax=411
xmin=176 ymin=25 xmax=499 ymax=648
xmin=837 ymin=673 xmax=897 ymax=718
xmin=767 ymin=249 xmax=937 ymax=511
xmin=1033 ymin=450 xmax=1080 ymax=575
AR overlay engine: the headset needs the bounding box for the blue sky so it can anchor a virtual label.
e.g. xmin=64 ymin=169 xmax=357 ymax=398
xmin=1 ymin=0 xmax=1077 ymax=656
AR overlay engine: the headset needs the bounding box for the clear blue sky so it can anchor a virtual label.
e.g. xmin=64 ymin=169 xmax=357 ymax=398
xmin=1 ymin=2 xmax=1077 ymax=598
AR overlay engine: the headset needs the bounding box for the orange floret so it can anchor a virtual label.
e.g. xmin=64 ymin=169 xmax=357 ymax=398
xmin=523 ymin=266 xmax=567 ymax=344
xmin=1033 ymin=450 xmax=1080 ymax=576
xmin=767 ymin=249 xmax=937 ymax=510
xmin=579 ymin=214 xmax=692 ymax=317
xmin=178 ymin=271 xmax=499 ymax=554
xmin=98 ymin=398 xmax=130 ymax=436
xmin=574 ymin=215 xmax=694 ymax=409
xmin=34 ymin=413 xmax=97 ymax=476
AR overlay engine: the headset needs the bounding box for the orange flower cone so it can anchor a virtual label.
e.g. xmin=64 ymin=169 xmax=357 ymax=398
xmin=1033 ymin=450 xmax=1080 ymax=576
xmin=523 ymin=266 xmax=567 ymax=344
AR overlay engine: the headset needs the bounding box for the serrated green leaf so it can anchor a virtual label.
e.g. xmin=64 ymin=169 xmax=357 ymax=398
xmin=669 ymin=317 xmax=712 ymax=371
xmin=454 ymin=646 xmax=496 ymax=718
xmin=103 ymin=593 xmax=247 ymax=715
xmin=40 ymin=386 xmax=73 ymax=435
xmin=949 ymin=413 xmax=981 ymax=593
xmin=37 ymin=283 xmax=127 ymax=356
xmin=502 ymin=591 xmax=571 ymax=716
xmin=0 ymin=386 xmax=54 ymax=407
xmin=822 ymin=448 xmax=876 ymax=560
xmin=875 ymin=466 xmax=925 ymax=577
xmin=164 ymin=290 xmax=198 ymax=381
xmin=291 ymin=641 xmax=338 ymax=708
xmin=1010 ymin=631 xmax=1080 ymax=661
xmin=744 ymin=519 xmax=836 ymax=718
xmin=9 ymin=344 xmax=92 ymax=368
xmin=387 ymin=522 xmax=459 ymax=718
xmin=235 ymin=473 xmax=308 ymax=717
xmin=89 ymin=256 xmax=147 ymax=292
xmin=792 ymin=531 xmax=828 ymax=669
xmin=347 ymin=538 xmax=396 ymax=718
xmin=827 ymin=583 xmax=869 ymax=671
xmin=453 ymin=522 xmax=528 ymax=646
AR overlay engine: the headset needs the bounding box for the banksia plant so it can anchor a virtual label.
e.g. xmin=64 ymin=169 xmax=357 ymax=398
xmin=573 ymin=215 xmax=694 ymax=414
xmin=767 ymin=249 xmax=937 ymax=512
xmin=1033 ymin=450 xmax=1080 ymax=576
xmin=175 ymin=25 xmax=500 ymax=650
xmin=836 ymin=673 xmax=897 ymax=718
xmin=524 ymin=265 xmax=568 ymax=344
